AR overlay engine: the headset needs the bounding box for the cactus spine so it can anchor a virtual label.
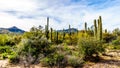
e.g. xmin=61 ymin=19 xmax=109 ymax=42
xmin=45 ymin=17 xmax=49 ymax=39
xmin=94 ymin=19 xmax=97 ymax=39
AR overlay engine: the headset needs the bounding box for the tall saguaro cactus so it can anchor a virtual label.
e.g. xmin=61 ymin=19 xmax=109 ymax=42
xmin=69 ymin=25 xmax=72 ymax=41
xmin=50 ymin=28 xmax=53 ymax=41
xmin=105 ymin=29 xmax=107 ymax=33
xmin=94 ymin=19 xmax=97 ymax=39
xmin=97 ymin=16 xmax=102 ymax=41
xmin=54 ymin=31 xmax=59 ymax=44
xmin=69 ymin=25 xmax=71 ymax=36
xmin=99 ymin=16 xmax=102 ymax=41
xmin=85 ymin=22 xmax=87 ymax=32
xmin=45 ymin=17 xmax=49 ymax=39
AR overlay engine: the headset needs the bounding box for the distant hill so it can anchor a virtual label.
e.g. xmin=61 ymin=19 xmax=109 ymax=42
xmin=57 ymin=28 xmax=78 ymax=33
xmin=0 ymin=26 xmax=25 ymax=34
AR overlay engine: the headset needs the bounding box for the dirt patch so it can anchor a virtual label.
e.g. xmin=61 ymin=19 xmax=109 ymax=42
xmin=0 ymin=59 xmax=9 ymax=68
xmin=83 ymin=50 xmax=120 ymax=68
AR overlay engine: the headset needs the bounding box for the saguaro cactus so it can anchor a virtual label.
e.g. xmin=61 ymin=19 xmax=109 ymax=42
xmin=45 ymin=17 xmax=49 ymax=39
xmin=97 ymin=16 xmax=102 ymax=41
xmin=85 ymin=22 xmax=87 ymax=32
xmin=55 ymin=31 xmax=59 ymax=44
xmin=94 ymin=19 xmax=97 ymax=39
xmin=99 ymin=16 xmax=102 ymax=40
xmin=69 ymin=24 xmax=71 ymax=36
xmin=50 ymin=28 xmax=53 ymax=41
xmin=105 ymin=29 xmax=107 ymax=33
xmin=69 ymin=25 xmax=72 ymax=41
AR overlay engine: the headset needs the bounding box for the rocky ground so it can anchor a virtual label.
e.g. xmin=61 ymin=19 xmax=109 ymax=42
xmin=0 ymin=50 xmax=120 ymax=68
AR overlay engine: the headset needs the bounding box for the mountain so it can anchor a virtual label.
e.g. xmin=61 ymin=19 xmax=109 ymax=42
xmin=0 ymin=26 xmax=25 ymax=34
xmin=57 ymin=28 xmax=78 ymax=33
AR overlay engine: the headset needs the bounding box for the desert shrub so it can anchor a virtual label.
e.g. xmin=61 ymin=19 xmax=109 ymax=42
xmin=6 ymin=35 xmax=22 ymax=46
xmin=0 ymin=46 xmax=12 ymax=54
xmin=11 ymin=26 xmax=52 ymax=65
xmin=15 ymin=37 xmax=50 ymax=64
xmin=112 ymin=45 xmax=120 ymax=50
xmin=112 ymin=40 xmax=120 ymax=45
xmin=8 ymin=52 xmax=19 ymax=64
xmin=0 ymin=46 xmax=13 ymax=59
xmin=67 ymin=55 xmax=84 ymax=67
xmin=0 ymin=34 xmax=10 ymax=46
xmin=1 ymin=53 xmax=8 ymax=59
xmin=40 ymin=43 xmax=84 ymax=68
xmin=112 ymin=36 xmax=120 ymax=45
xmin=41 ymin=52 xmax=66 ymax=68
xmin=78 ymin=38 xmax=105 ymax=61
xmin=103 ymin=33 xmax=116 ymax=43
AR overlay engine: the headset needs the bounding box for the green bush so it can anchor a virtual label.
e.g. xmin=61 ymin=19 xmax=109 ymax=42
xmin=0 ymin=34 xmax=10 ymax=46
xmin=78 ymin=38 xmax=105 ymax=61
xmin=112 ymin=40 xmax=120 ymax=45
xmin=67 ymin=56 xmax=83 ymax=67
xmin=8 ymin=53 xmax=19 ymax=64
xmin=113 ymin=45 xmax=120 ymax=50
xmin=41 ymin=53 xmax=66 ymax=68
xmin=1 ymin=53 xmax=8 ymax=59
xmin=14 ymin=27 xmax=51 ymax=64
xmin=112 ymin=36 xmax=120 ymax=45
xmin=0 ymin=46 xmax=12 ymax=54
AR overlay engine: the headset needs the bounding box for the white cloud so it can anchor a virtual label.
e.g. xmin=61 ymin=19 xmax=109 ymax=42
xmin=0 ymin=0 xmax=37 ymax=12
xmin=0 ymin=0 xmax=120 ymax=31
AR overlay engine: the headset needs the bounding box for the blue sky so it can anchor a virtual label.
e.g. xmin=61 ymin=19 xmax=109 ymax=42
xmin=0 ymin=0 xmax=120 ymax=31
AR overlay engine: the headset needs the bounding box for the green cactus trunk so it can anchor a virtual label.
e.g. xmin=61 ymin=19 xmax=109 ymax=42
xmin=97 ymin=19 xmax=100 ymax=40
xmin=69 ymin=25 xmax=71 ymax=40
xmin=97 ymin=16 xmax=102 ymax=41
xmin=45 ymin=17 xmax=49 ymax=39
xmin=99 ymin=16 xmax=102 ymax=41
xmin=50 ymin=28 xmax=53 ymax=42
xmin=69 ymin=25 xmax=71 ymax=36
xmin=105 ymin=29 xmax=107 ymax=33
xmin=56 ymin=31 xmax=59 ymax=44
xmin=94 ymin=19 xmax=97 ymax=39
xmin=85 ymin=22 xmax=87 ymax=32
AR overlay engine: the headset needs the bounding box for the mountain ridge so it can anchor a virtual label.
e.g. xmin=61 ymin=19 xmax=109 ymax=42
xmin=0 ymin=26 xmax=25 ymax=34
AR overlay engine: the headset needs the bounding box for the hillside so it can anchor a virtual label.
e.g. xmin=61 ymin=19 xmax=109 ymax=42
xmin=0 ymin=26 xmax=25 ymax=34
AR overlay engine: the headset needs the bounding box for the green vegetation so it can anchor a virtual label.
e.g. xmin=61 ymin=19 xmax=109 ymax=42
xmin=0 ymin=16 xmax=120 ymax=67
